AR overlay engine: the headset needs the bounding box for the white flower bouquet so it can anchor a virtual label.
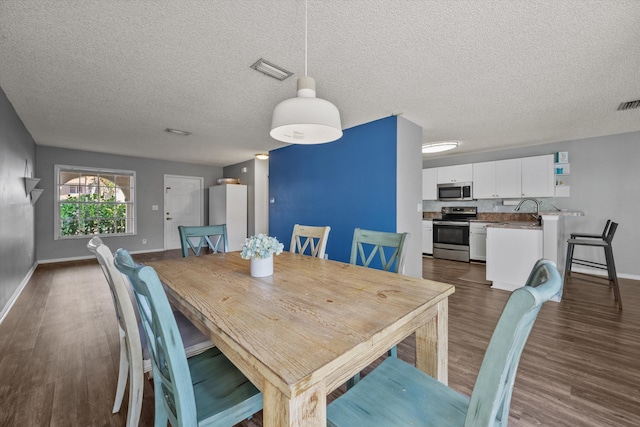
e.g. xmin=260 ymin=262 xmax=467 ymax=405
xmin=240 ymin=234 xmax=284 ymax=259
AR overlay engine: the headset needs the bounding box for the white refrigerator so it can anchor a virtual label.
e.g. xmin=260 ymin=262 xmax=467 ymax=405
xmin=209 ymin=184 xmax=247 ymax=252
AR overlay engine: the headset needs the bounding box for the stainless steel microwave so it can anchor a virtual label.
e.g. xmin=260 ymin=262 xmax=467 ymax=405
xmin=437 ymin=182 xmax=473 ymax=201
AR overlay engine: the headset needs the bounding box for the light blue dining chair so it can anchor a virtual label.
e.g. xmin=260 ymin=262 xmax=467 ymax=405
xmin=350 ymin=228 xmax=408 ymax=274
xmin=113 ymin=248 xmax=263 ymax=427
xmin=348 ymin=228 xmax=409 ymax=386
xmin=178 ymin=224 xmax=228 ymax=257
xmin=328 ymin=259 xmax=562 ymax=427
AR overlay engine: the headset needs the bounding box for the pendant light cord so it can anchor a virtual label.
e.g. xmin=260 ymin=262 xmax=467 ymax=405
xmin=304 ymin=0 xmax=308 ymax=77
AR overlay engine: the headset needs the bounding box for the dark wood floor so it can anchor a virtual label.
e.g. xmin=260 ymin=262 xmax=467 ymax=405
xmin=1 ymin=252 xmax=639 ymax=426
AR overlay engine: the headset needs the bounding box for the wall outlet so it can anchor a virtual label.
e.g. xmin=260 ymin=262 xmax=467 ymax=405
xmin=142 ymin=239 xmax=147 ymax=244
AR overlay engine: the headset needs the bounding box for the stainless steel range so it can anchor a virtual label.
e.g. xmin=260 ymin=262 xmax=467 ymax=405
xmin=433 ymin=206 xmax=477 ymax=262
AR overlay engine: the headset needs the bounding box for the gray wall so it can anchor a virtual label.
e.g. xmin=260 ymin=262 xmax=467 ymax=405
xmin=0 ymin=87 xmax=37 ymax=317
xmin=423 ymin=131 xmax=640 ymax=277
xmin=35 ymin=146 xmax=223 ymax=261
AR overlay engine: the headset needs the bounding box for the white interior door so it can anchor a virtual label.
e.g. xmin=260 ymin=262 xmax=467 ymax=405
xmin=164 ymin=175 xmax=204 ymax=250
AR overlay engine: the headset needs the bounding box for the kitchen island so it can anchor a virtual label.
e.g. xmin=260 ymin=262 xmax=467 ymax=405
xmin=486 ymin=211 xmax=584 ymax=297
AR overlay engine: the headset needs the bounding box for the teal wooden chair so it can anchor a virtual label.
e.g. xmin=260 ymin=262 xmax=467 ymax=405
xmin=87 ymin=237 xmax=143 ymax=427
xmin=178 ymin=224 xmax=228 ymax=257
xmin=113 ymin=248 xmax=263 ymax=427
xmin=348 ymin=228 xmax=409 ymax=386
xmin=289 ymin=224 xmax=331 ymax=258
xmin=350 ymin=228 xmax=408 ymax=274
xmin=328 ymin=259 xmax=562 ymax=427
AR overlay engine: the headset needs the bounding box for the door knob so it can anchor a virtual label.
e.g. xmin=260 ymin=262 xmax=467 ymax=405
xmin=166 ymin=217 xmax=173 ymax=220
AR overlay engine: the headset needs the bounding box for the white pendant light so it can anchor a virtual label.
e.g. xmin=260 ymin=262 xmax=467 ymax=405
xmin=270 ymin=0 xmax=342 ymax=144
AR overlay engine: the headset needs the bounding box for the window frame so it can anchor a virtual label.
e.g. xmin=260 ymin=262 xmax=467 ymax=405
xmin=54 ymin=164 xmax=137 ymax=240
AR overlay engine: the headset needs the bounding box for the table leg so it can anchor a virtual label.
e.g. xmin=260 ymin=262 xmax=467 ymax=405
xmin=263 ymin=381 xmax=326 ymax=427
xmin=415 ymin=298 xmax=448 ymax=385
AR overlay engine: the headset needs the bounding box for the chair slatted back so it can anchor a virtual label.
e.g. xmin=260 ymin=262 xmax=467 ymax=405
xmin=465 ymin=259 xmax=562 ymax=426
xmin=601 ymin=219 xmax=612 ymax=239
xmin=114 ymin=249 xmax=198 ymax=427
xmin=289 ymin=224 xmax=331 ymax=258
xmin=604 ymin=221 xmax=618 ymax=244
xmin=349 ymin=228 xmax=408 ymax=273
xmin=178 ymin=224 xmax=228 ymax=257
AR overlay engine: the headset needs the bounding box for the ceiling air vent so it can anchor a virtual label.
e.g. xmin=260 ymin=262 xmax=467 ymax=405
xmin=250 ymin=58 xmax=293 ymax=81
xmin=617 ymin=100 xmax=640 ymax=111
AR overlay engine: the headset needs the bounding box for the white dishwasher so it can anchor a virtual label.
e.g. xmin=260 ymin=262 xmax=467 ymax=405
xmin=470 ymin=222 xmax=489 ymax=261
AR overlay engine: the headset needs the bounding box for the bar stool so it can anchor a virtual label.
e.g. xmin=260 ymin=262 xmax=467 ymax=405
xmin=564 ymin=221 xmax=621 ymax=310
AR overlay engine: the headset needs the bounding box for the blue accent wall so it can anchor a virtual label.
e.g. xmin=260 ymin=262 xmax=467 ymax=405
xmin=269 ymin=116 xmax=398 ymax=264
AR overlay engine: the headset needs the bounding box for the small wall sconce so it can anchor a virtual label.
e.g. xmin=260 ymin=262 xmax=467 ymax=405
xmin=30 ymin=188 xmax=44 ymax=205
xmin=23 ymin=177 xmax=43 ymax=205
xmin=24 ymin=177 xmax=40 ymax=195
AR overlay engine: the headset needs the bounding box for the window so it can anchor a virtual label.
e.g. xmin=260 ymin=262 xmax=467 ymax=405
xmin=55 ymin=165 xmax=136 ymax=239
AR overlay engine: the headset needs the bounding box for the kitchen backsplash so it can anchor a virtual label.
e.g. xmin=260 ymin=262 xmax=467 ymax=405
xmin=422 ymin=198 xmax=559 ymax=215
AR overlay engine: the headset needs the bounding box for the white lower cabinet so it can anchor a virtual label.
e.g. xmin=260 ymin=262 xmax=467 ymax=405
xmin=486 ymin=227 xmax=543 ymax=291
xmin=470 ymin=222 xmax=489 ymax=261
xmin=422 ymin=220 xmax=433 ymax=254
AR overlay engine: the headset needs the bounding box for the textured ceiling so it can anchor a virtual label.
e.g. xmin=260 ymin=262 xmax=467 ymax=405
xmin=1 ymin=1 xmax=639 ymax=167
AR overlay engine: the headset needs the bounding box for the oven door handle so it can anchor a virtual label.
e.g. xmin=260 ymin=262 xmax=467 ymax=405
xmin=433 ymin=221 xmax=470 ymax=226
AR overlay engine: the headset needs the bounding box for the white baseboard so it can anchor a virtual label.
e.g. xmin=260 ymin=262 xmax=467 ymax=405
xmin=570 ymin=266 xmax=640 ymax=281
xmin=2 ymin=248 xmax=168 ymax=323
xmin=38 ymin=248 xmax=166 ymax=264
xmin=0 ymin=262 xmax=38 ymax=325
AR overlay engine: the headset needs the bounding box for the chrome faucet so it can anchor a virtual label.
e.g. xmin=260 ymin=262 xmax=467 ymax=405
xmin=515 ymin=198 xmax=541 ymax=223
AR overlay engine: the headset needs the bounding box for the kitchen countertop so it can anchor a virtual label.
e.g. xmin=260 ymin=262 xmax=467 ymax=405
xmin=423 ymin=210 xmax=584 ymax=221
xmin=486 ymin=222 xmax=542 ymax=230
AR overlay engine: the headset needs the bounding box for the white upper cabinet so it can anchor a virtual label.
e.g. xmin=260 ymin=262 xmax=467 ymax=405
xmin=521 ymin=154 xmax=555 ymax=197
xmin=437 ymin=164 xmax=472 ymax=184
xmin=472 ymin=161 xmax=495 ymax=199
xmin=422 ymin=168 xmax=438 ymax=200
xmin=495 ymin=158 xmax=522 ymax=198
xmin=473 ymin=159 xmax=521 ymax=199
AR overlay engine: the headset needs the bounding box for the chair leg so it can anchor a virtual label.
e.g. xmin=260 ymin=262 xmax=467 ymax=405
xmin=564 ymin=242 xmax=575 ymax=283
xmin=126 ymin=354 xmax=144 ymax=427
xmin=346 ymin=373 xmax=360 ymax=389
xmin=387 ymin=346 xmax=397 ymax=358
xmin=604 ymin=246 xmax=622 ymax=310
xmin=113 ymin=328 xmax=128 ymax=413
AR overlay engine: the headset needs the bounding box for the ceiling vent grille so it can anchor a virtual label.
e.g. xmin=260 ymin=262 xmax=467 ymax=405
xmin=250 ymin=58 xmax=293 ymax=81
xmin=617 ymin=100 xmax=640 ymax=111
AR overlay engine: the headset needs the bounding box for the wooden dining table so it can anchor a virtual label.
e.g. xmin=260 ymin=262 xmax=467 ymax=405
xmin=146 ymin=251 xmax=454 ymax=427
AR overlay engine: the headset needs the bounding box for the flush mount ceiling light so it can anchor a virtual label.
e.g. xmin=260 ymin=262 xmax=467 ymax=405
xmin=270 ymin=0 xmax=342 ymax=144
xmin=164 ymin=128 xmax=192 ymax=136
xmin=250 ymin=58 xmax=293 ymax=81
xmin=422 ymin=141 xmax=459 ymax=154
xmin=255 ymin=153 xmax=269 ymax=160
